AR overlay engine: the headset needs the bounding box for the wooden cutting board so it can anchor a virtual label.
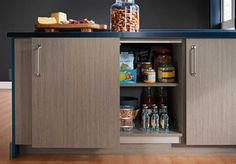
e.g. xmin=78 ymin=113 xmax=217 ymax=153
xmin=35 ymin=23 xmax=108 ymax=32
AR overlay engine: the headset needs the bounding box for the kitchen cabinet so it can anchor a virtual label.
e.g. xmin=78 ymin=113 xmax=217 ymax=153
xmin=11 ymin=31 xmax=236 ymax=158
xmin=186 ymin=39 xmax=236 ymax=145
xmin=16 ymin=38 xmax=120 ymax=148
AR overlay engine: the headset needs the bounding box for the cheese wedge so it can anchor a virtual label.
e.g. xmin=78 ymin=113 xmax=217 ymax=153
xmin=37 ymin=17 xmax=57 ymax=24
xmin=51 ymin=12 xmax=67 ymax=24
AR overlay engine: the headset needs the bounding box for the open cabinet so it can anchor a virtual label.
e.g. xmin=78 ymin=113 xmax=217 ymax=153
xmin=119 ymin=39 xmax=185 ymax=144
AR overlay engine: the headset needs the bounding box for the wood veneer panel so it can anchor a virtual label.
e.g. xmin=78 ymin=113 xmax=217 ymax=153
xmin=186 ymin=39 xmax=236 ymax=145
xmin=15 ymin=39 xmax=32 ymax=145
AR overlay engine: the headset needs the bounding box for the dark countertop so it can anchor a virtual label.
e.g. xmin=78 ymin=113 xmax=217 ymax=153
xmin=7 ymin=29 xmax=236 ymax=38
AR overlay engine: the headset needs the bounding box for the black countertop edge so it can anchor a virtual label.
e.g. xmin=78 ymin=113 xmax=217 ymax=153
xmin=7 ymin=29 xmax=236 ymax=38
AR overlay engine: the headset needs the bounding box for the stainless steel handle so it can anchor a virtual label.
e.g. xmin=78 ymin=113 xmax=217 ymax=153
xmin=190 ymin=45 xmax=197 ymax=76
xmin=35 ymin=44 xmax=42 ymax=77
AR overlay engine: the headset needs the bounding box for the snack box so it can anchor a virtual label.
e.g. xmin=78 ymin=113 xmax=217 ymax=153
xmin=120 ymin=69 xmax=137 ymax=84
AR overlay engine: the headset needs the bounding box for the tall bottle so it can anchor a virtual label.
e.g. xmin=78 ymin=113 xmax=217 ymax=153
xmin=156 ymin=87 xmax=168 ymax=108
xmin=150 ymin=106 xmax=159 ymax=131
xmin=141 ymin=87 xmax=155 ymax=108
xmin=141 ymin=106 xmax=150 ymax=130
xmin=160 ymin=106 xmax=169 ymax=131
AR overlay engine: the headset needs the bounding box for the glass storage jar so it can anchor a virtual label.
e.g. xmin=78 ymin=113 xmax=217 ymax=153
xmin=153 ymin=48 xmax=173 ymax=70
xmin=110 ymin=0 xmax=139 ymax=32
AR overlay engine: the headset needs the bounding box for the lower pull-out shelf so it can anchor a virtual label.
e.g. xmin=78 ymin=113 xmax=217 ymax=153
xmin=120 ymin=128 xmax=182 ymax=144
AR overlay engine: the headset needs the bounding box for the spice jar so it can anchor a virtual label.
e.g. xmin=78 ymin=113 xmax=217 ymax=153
xmin=110 ymin=0 xmax=140 ymax=32
xmin=154 ymin=48 xmax=173 ymax=70
xmin=158 ymin=63 xmax=175 ymax=83
xmin=143 ymin=68 xmax=156 ymax=83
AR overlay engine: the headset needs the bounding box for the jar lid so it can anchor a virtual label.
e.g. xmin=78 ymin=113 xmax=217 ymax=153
xmin=155 ymin=48 xmax=171 ymax=54
xmin=141 ymin=62 xmax=152 ymax=65
xmin=144 ymin=68 xmax=155 ymax=72
xmin=120 ymin=105 xmax=135 ymax=110
xmin=116 ymin=0 xmax=134 ymax=3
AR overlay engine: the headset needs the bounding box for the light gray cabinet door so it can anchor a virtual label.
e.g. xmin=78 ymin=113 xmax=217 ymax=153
xmin=186 ymin=39 xmax=236 ymax=145
xmin=32 ymin=38 xmax=120 ymax=148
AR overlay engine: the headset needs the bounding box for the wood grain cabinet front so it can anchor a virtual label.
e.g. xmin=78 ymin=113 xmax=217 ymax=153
xmin=31 ymin=38 xmax=120 ymax=148
xmin=186 ymin=39 xmax=236 ymax=145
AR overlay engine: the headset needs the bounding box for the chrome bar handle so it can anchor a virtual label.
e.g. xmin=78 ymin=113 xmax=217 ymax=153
xmin=190 ymin=45 xmax=197 ymax=76
xmin=35 ymin=44 xmax=42 ymax=77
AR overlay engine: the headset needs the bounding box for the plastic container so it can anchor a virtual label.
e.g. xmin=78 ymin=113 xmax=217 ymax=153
xmin=110 ymin=0 xmax=139 ymax=32
xmin=120 ymin=105 xmax=135 ymax=118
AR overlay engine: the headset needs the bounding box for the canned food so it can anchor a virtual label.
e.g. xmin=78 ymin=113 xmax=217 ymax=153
xmin=143 ymin=69 xmax=156 ymax=83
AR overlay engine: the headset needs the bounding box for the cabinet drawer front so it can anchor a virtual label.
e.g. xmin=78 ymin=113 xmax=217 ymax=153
xmin=32 ymin=38 xmax=120 ymax=148
xmin=186 ymin=39 xmax=236 ymax=145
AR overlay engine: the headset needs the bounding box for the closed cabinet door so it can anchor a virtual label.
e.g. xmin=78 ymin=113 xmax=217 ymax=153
xmin=186 ymin=39 xmax=236 ymax=145
xmin=32 ymin=38 xmax=120 ymax=148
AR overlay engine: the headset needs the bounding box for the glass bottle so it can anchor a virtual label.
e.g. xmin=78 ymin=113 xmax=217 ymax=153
xmin=141 ymin=106 xmax=149 ymax=130
xmin=150 ymin=106 xmax=159 ymax=131
xmin=110 ymin=0 xmax=140 ymax=32
xmin=156 ymin=87 xmax=168 ymax=108
xmin=160 ymin=106 xmax=169 ymax=131
xmin=141 ymin=87 xmax=155 ymax=108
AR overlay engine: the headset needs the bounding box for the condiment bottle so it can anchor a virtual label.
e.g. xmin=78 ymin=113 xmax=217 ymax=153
xmin=160 ymin=106 xmax=169 ymax=131
xmin=141 ymin=87 xmax=155 ymax=108
xmin=150 ymin=106 xmax=159 ymax=131
xmin=156 ymin=87 xmax=168 ymax=109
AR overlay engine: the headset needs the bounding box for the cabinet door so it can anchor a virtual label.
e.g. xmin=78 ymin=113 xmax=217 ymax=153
xmin=186 ymin=39 xmax=236 ymax=145
xmin=32 ymin=38 xmax=120 ymax=148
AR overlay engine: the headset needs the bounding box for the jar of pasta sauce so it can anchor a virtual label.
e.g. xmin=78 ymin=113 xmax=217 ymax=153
xmin=143 ymin=69 xmax=156 ymax=83
xmin=158 ymin=63 xmax=175 ymax=83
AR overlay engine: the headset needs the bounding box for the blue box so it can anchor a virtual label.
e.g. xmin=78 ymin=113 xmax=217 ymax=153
xmin=120 ymin=69 xmax=137 ymax=84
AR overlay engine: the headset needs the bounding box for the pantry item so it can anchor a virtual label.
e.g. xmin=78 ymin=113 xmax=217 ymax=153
xmin=120 ymin=105 xmax=135 ymax=118
xmin=153 ymin=48 xmax=173 ymax=69
xmin=143 ymin=68 xmax=156 ymax=83
xmin=120 ymin=52 xmax=134 ymax=70
xmin=110 ymin=0 xmax=139 ymax=32
xmin=160 ymin=106 xmax=169 ymax=131
xmin=120 ymin=96 xmax=138 ymax=108
xmin=156 ymin=87 xmax=168 ymax=108
xmin=120 ymin=126 xmax=134 ymax=132
xmin=51 ymin=12 xmax=67 ymax=24
xmin=120 ymin=69 xmax=137 ymax=83
xmin=37 ymin=17 xmax=57 ymax=24
xmin=150 ymin=106 xmax=159 ymax=131
xmin=141 ymin=87 xmax=155 ymax=108
xmin=141 ymin=106 xmax=150 ymax=130
xmin=141 ymin=62 xmax=152 ymax=73
xmin=120 ymin=118 xmax=134 ymax=126
xmin=158 ymin=63 xmax=175 ymax=83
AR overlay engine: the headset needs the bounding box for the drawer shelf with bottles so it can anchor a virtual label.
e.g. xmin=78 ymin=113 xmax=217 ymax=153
xmin=119 ymin=40 xmax=185 ymax=144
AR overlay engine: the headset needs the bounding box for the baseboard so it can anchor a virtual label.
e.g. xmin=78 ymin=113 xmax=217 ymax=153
xmin=0 ymin=82 xmax=12 ymax=89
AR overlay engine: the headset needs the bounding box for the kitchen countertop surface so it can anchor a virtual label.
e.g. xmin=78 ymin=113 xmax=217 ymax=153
xmin=7 ymin=29 xmax=236 ymax=38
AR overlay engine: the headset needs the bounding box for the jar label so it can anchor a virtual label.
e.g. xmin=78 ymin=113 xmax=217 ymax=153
xmin=158 ymin=71 xmax=175 ymax=78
